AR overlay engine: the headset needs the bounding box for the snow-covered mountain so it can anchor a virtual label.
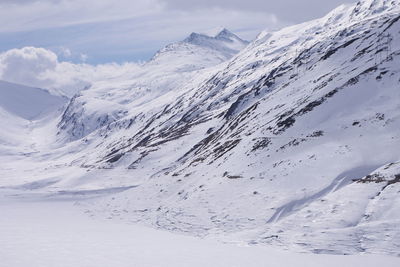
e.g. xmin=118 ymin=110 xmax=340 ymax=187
xmin=0 ymin=79 xmax=66 ymax=165
xmin=0 ymin=80 xmax=66 ymax=120
xmin=150 ymin=28 xmax=249 ymax=71
xmin=57 ymin=29 xmax=248 ymax=141
xmin=1 ymin=0 xmax=400 ymax=257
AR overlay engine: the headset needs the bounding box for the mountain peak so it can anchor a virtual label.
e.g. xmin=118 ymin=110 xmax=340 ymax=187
xmin=148 ymin=29 xmax=246 ymax=70
xmin=351 ymin=0 xmax=400 ymax=17
xmin=215 ymin=28 xmax=234 ymax=38
xmin=183 ymin=28 xmax=248 ymax=48
xmin=183 ymin=32 xmax=209 ymax=43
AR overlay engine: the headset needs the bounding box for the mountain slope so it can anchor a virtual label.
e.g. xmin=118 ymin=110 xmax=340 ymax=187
xmin=0 ymin=106 xmax=28 ymax=147
xmin=0 ymin=80 xmax=66 ymax=120
xmin=2 ymin=0 xmax=400 ymax=257
xmin=57 ymin=29 xmax=247 ymax=141
xmin=149 ymin=28 xmax=249 ymax=71
xmin=56 ymin=0 xmax=400 ymax=255
xmin=0 ymin=79 xmax=66 ymax=149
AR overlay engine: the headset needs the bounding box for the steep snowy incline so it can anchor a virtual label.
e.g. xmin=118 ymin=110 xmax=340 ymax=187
xmin=49 ymin=0 xmax=400 ymax=255
xmin=57 ymin=29 xmax=248 ymax=141
xmin=0 ymin=106 xmax=28 ymax=147
xmin=0 ymin=80 xmax=66 ymax=154
xmin=0 ymin=80 xmax=66 ymax=120
xmin=2 ymin=0 xmax=400 ymax=258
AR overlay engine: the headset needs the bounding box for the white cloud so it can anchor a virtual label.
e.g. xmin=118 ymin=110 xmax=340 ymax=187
xmin=163 ymin=0 xmax=356 ymax=22
xmin=60 ymin=47 xmax=72 ymax=58
xmin=0 ymin=47 xmax=58 ymax=87
xmin=0 ymin=0 xmax=356 ymax=64
xmin=0 ymin=46 xmax=140 ymax=97
xmin=80 ymin=53 xmax=88 ymax=62
xmin=0 ymin=0 xmax=285 ymax=63
xmin=0 ymin=0 xmax=163 ymax=33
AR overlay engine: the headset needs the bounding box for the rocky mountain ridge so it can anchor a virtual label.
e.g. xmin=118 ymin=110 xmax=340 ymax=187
xmin=1 ymin=0 xmax=400 ymax=256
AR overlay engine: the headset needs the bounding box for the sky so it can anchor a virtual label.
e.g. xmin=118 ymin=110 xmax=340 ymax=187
xmin=0 ymin=0 xmax=357 ymax=64
xmin=0 ymin=0 xmax=359 ymax=96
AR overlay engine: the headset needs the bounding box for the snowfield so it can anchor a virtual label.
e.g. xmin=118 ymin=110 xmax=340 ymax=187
xmin=1 ymin=190 xmax=399 ymax=267
xmin=1 ymin=0 xmax=400 ymax=265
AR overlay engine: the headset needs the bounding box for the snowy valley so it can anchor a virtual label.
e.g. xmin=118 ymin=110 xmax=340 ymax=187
xmin=1 ymin=0 xmax=400 ymax=266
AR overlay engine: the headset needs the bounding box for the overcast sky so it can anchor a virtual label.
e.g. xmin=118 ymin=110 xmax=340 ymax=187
xmin=0 ymin=0 xmax=357 ymax=64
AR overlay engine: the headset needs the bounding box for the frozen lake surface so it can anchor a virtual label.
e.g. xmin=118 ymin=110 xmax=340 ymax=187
xmin=1 ymin=190 xmax=399 ymax=267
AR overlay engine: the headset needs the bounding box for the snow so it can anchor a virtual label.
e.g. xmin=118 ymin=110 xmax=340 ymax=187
xmin=56 ymin=29 xmax=246 ymax=141
xmin=0 ymin=80 xmax=66 ymax=120
xmin=0 ymin=106 xmax=28 ymax=146
xmin=49 ymin=2 xmax=400 ymax=255
xmin=1 ymin=1 xmax=400 ymax=264
xmin=1 ymin=191 xmax=399 ymax=267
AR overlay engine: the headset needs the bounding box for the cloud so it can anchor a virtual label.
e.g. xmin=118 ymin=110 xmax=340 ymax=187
xmin=163 ymin=0 xmax=357 ymax=22
xmin=0 ymin=47 xmax=58 ymax=87
xmin=0 ymin=6 xmax=282 ymax=64
xmin=0 ymin=0 xmax=355 ymax=33
xmin=0 ymin=0 xmax=357 ymax=63
xmin=0 ymin=46 xmax=140 ymax=97
xmin=0 ymin=0 xmax=162 ymax=33
xmin=80 ymin=53 xmax=88 ymax=62
xmin=60 ymin=47 xmax=72 ymax=58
